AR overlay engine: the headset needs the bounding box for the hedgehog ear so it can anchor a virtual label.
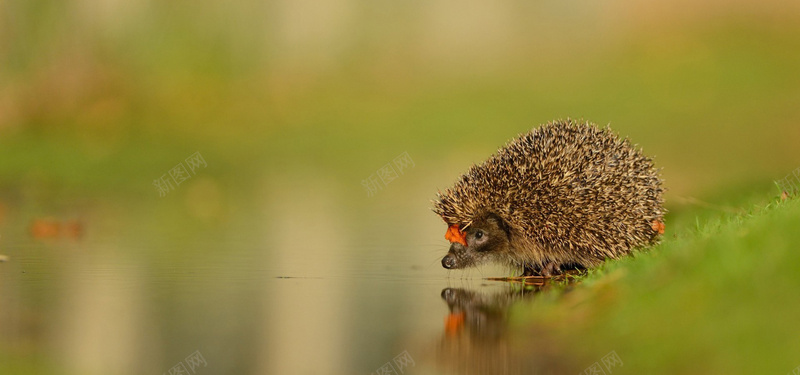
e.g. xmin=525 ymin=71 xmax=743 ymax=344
xmin=485 ymin=212 xmax=511 ymax=237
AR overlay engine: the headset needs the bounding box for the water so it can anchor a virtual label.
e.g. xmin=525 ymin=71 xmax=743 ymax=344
xmin=0 ymin=177 xmax=578 ymax=375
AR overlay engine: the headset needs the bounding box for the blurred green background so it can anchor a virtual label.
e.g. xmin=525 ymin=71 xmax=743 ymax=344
xmin=2 ymin=0 xmax=799 ymax=199
xmin=2 ymin=1 xmax=800 ymax=374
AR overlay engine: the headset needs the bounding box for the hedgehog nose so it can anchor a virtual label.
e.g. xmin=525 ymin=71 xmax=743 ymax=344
xmin=442 ymin=254 xmax=457 ymax=269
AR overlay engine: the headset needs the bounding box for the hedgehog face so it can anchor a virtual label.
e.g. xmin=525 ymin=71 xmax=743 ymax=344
xmin=441 ymin=213 xmax=511 ymax=270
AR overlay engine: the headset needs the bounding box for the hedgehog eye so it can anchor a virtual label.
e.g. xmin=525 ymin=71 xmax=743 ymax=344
xmin=475 ymin=231 xmax=484 ymax=239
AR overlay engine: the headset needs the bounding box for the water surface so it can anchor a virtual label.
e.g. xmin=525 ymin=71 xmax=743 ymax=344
xmin=0 ymin=179 xmax=581 ymax=375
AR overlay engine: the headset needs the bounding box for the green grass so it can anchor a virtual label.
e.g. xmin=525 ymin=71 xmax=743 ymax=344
xmin=513 ymin=193 xmax=800 ymax=374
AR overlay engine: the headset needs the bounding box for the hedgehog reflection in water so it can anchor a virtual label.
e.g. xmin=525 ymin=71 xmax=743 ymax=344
xmin=433 ymin=119 xmax=666 ymax=277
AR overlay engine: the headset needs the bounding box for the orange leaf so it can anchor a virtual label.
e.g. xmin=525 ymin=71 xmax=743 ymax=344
xmin=445 ymin=225 xmax=467 ymax=246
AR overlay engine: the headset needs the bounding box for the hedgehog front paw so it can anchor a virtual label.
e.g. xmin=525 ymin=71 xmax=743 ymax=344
xmin=541 ymin=262 xmax=561 ymax=277
xmin=521 ymin=262 xmax=561 ymax=277
xmin=521 ymin=264 xmax=538 ymax=277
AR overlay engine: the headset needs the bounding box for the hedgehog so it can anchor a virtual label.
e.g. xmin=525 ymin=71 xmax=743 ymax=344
xmin=432 ymin=119 xmax=665 ymax=277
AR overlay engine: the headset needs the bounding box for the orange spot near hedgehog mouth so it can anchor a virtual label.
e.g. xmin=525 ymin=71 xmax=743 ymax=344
xmin=445 ymin=225 xmax=468 ymax=247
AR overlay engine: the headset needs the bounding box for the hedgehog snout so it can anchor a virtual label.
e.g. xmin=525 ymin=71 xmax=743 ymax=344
xmin=442 ymin=242 xmax=468 ymax=269
xmin=442 ymin=253 xmax=457 ymax=269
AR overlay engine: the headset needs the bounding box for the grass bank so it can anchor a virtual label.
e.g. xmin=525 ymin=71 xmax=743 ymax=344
xmin=515 ymin=193 xmax=800 ymax=374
